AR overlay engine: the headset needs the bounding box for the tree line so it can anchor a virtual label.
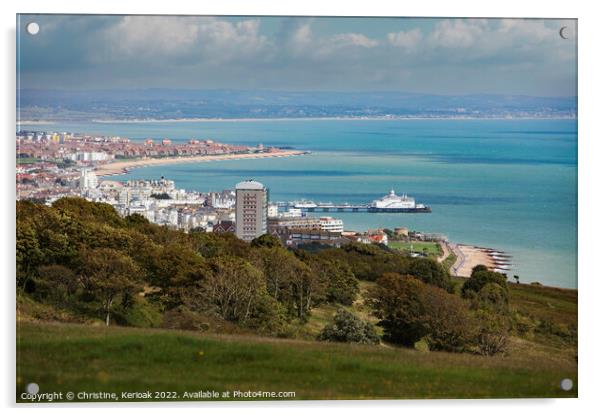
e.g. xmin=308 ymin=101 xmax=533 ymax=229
xmin=17 ymin=198 xmax=511 ymax=355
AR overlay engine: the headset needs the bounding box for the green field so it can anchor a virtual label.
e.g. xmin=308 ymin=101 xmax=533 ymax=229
xmin=389 ymin=241 xmax=442 ymax=256
xmin=16 ymin=321 xmax=576 ymax=402
xmin=17 ymin=277 xmax=578 ymax=402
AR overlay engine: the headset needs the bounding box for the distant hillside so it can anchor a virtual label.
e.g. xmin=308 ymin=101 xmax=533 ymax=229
xmin=17 ymin=89 xmax=577 ymax=121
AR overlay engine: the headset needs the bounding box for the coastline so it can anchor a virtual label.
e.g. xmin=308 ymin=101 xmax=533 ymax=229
xmin=449 ymin=244 xmax=510 ymax=278
xmin=87 ymin=115 xmax=577 ymax=123
xmin=95 ymin=150 xmax=308 ymax=177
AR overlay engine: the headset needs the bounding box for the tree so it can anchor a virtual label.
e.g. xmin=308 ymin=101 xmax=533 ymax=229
xmin=513 ymin=275 xmax=520 ymax=284
xmin=251 ymin=234 xmax=282 ymax=248
xmin=16 ymin=220 xmax=43 ymax=290
xmin=471 ymin=282 xmax=509 ymax=313
xmin=253 ymin=247 xmax=319 ymax=320
xmin=196 ymin=256 xmax=271 ymax=325
xmin=53 ymin=197 xmax=125 ymax=228
xmin=318 ymin=309 xmax=379 ymax=344
xmin=150 ymin=193 xmax=171 ymax=200
xmin=407 ymin=257 xmax=453 ymax=291
xmin=300 ymin=252 xmax=359 ymax=306
xmin=461 ymin=267 xmax=508 ymax=297
xmin=471 ymin=264 xmax=489 ymax=275
xmin=367 ymin=273 xmax=473 ymax=351
xmin=79 ymin=248 xmax=142 ymax=326
xmin=34 ymin=264 xmax=78 ymax=306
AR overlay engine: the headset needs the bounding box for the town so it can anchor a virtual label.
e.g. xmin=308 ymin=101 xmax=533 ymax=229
xmin=16 ymin=130 xmax=446 ymax=253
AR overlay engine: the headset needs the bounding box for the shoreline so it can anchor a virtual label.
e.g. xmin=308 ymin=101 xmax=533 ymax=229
xmin=95 ymin=150 xmax=308 ymax=177
xmin=449 ymin=243 xmax=513 ymax=278
xmin=17 ymin=115 xmax=577 ymax=125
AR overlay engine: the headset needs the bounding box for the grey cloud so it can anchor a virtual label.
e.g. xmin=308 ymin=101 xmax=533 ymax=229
xmin=17 ymin=15 xmax=576 ymax=95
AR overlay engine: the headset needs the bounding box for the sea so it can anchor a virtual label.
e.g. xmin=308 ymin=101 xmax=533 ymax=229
xmin=18 ymin=118 xmax=578 ymax=288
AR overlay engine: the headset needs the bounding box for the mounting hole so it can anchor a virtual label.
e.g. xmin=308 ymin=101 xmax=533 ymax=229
xmin=26 ymin=382 xmax=39 ymax=395
xmin=26 ymin=22 xmax=40 ymax=35
xmin=560 ymin=378 xmax=573 ymax=391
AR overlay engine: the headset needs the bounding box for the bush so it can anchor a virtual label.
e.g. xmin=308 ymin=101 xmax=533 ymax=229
xmin=511 ymin=312 xmax=536 ymax=337
xmin=116 ymin=297 xmax=163 ymax=328
xmin=466 ymin=282 xmax=509 ymax=313
xmin=367 ymin=273 xmax=473 ymax=352
xmin=472 ymin=311 xmax=510 ymax=356
xmin=407 ymin=257 xmax=453 ymax=292
xmin=162 ymin=306 xmax=209 ymax=331
xmin=461 ymin=267 xmax=508 ymax=298
xmin=318 ymin=309 xmax=379 ymax=344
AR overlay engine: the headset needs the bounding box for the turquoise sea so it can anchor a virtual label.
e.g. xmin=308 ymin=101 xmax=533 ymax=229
xmin=19 ymin=119 xmax=578 ymax=288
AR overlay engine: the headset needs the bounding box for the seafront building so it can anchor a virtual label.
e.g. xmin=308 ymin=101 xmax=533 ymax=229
xmin=79 ymin=169 xmax=98 ymax=192
xmin=319 ymin=216 xmax=344 ymax=233
xmin=235 ymin=180 xmax=268 ymax=241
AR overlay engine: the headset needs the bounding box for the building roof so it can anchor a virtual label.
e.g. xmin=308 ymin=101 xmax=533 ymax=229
xmin=235 ymin=179 xmax=265 ymax=190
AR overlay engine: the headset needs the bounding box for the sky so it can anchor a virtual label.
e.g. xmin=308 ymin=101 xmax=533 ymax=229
xmin=17 ymin=15 xmax=577 ymax=96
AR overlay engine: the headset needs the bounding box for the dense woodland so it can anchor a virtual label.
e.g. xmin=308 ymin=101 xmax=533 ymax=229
xmin=17 ymin=198 xmax=533 ymax=355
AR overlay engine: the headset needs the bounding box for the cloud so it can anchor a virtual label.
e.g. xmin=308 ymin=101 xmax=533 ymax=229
xmin=17 ymin=15 xmax=577 ymax=95
xmin=387 ymin=28 xmax=423 ymax=51
xmin=332 ymin=33 xmax=379 ymax=48
xmin=101 ymin=16 xmax=269 ymax=64
xmin=429 ymin=19 xmax=489 ymax=49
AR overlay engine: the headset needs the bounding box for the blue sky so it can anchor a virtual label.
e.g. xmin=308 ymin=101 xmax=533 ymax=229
xmin=17 ymin=15 xmax=577 ymax=96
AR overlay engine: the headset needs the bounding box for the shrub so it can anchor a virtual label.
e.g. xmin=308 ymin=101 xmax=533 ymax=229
xmin=472 ymin=310 xmax=510 ymax=356
xmin=511 ymin=312 xmax=536 ymax=337
xmin=318 ymin=309 xmax=379 ymax=344
xmin=162 ymin=306 xmax=209 ymax=331
xmin=115 ymin=297 xmax=164 ymax=328
xmin=461 ymin=268 xmax=508 ymax=298
xmin=407 ymin=257 xmax=453 ymax=292
xmin=466 ymin=282 xmax=509 ymax=313
xmin=367 ymin=273 xmax=473 ymax=352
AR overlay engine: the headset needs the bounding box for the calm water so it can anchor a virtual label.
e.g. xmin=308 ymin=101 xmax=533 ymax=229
xmin=20 ymin=119 xmax=578 ymax=288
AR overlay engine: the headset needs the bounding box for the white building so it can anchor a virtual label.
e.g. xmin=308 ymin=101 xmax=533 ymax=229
xmin=235 ymin=180 xmax=268 ymax=242
xmin=267 ymin=203 xmax=279 ymax=218
xmin=279 ymin=208 xmax=302 ymax=218
xmin=79 ymin=169 xmax=98 ymax=192
xmin=211 ymin=190 xmax=236 ymax=208
xmin=319 ymin=216 xmax=344 ymax=233
xmin=69 ymin=151 xmax=112 ymax=162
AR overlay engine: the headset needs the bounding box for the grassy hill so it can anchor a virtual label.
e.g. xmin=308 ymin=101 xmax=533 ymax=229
xmin=15 ymin=199 xmax=577 ymax=402
xmin=17 ymin=321 xmax=576 ymax=402
xmin=17 ymin=280 xmax=577 ymax=402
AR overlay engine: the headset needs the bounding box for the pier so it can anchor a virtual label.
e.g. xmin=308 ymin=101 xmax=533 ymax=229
xmin=275 ymin=201 xmax=431 ymax=213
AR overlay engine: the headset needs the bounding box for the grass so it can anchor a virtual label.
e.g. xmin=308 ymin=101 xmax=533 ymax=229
xmin=16 ymin=321 xmax=577 ymax=402
xmin=442 ymin=252 xmax=458 ymax=272
xmin=389 ymin=241 xmax=442 ymax=257
xmin=16 ymin=279 xmax=578 ymax=402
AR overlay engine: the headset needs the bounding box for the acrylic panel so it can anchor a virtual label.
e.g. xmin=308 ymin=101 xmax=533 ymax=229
xmin=16 ymin=14 xmax=578 ymax=402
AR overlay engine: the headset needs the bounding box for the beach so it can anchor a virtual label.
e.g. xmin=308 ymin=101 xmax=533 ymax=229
xmin=95 ymin=150 xmax=307 ymax=176
xmin=450 ymin=244 xmax=496 ymax=277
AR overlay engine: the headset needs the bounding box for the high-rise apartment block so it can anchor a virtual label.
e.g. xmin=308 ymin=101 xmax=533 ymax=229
xmin=235 ymin=180 xmax=268 ymax=241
